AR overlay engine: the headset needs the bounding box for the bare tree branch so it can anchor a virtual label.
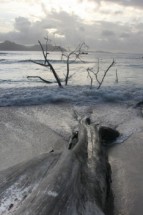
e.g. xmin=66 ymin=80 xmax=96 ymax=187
xmin=60 ymin=42 xmax=88 ymax=86
xmin=87 ymin=59 xmax=115 ymax=89
xmin=97 ymin=59 xmax=115 ymax=89
xmin=30 ymin=39 xmax=63 ymax=88
xmin=27 ymin=76 xmax=53 ymax=84
xmin=87 ymin=70 xmax=93 ymax=89
xmin=115 ymin=69 xmax=118 ymax=83
xmin=30 ymin=60 xmax=48 ymax=68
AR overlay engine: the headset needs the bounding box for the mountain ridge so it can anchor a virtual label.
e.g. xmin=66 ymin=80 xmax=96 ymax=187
xmin=0 ymin=40 xmax=66 ymax=51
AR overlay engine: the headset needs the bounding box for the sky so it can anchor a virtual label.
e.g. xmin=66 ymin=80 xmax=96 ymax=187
xmin=0 ymin=0 xmax=143 ymax=53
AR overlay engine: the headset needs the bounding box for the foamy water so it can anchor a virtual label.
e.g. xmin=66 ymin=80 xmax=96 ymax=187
xmin=0 ymin=51 xmax=143 ymax=141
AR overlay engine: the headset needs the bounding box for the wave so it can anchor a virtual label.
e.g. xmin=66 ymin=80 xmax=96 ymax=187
xmin=0 ymin=59 xmax=94 ymax=65
xmin=0 ymin=85 xmax=142 ymax=107
xmin=0 ymin=52 xmax=8 ymax=55
xmin=127 ymin=64 xmax=143 ymax=68
xmin=0 ymin=59 xmax=6 ymax=62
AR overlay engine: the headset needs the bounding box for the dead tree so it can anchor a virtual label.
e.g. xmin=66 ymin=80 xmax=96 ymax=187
xmin=30 ymin=38 xmax=63 ymax=88
xmin=87 ymin=69 xmax=93 ymax=89
xmin=115 ymin=69 xmax=118 ymax=83
xmin=61 ymin=42 xmax=88 ymax=86
xmin=87 ymin=59 xmax=115 ymax=89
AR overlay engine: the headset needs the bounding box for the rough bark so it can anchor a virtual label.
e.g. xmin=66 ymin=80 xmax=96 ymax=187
xmin=0 ymin=119 xmax=112 ymax=215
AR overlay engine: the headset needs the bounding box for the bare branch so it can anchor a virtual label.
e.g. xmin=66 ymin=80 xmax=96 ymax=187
xmin=30 ymin=60 xmax=49 ymax=68
xmin=97 ymin=59 xmax=115 ymax=89
xmin=60 ymin=42 xmax=88 ymax=85
xmin=27 ymin=76 xmax=53 ymax=84
xmin=32 ymin=40 xmax=63 ymax=88
xmin=38 ymin=40 xmax=48 ymax=65
xmin=68 ymin=72 xmax=76 ymax=80
xmin=115 ymin=69 xmax=118 ymax=83
xmin=87 ymin=69 xmax=93 ymax=89
xmin=87 ymin=59 xmax=115 ymax=89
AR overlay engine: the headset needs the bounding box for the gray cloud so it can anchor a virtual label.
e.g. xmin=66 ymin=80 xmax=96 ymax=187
xmin=104 ymin=0 xmax=143 ymax=8
xmin=102 ymin=30 xmax=115 ymax=37
xmin=79 ymin=0 xmax=143 ymax=9
xmin=0 ymin=0 xmax=41 ymax=2
xmin=0 ymin=9 xmax=143 ymax=53
xmin=120 ymin=32 xmax=130 ymax=38
xmin=14 ymin=17 xmax=31 ymax=32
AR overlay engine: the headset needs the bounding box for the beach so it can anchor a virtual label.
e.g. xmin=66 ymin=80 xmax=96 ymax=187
xmin=0 ymin=50 xmax=143 ymax=214
xmin=109 ymin=132 xmax=143 ymax=215
xmin=0 ymin=103 xmax=143 ymax=214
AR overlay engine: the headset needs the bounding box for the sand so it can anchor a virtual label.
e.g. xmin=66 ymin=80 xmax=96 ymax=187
xmin=109 ymin=132 xmax=143 ymax=215
xmin=0 ymin=105 xmax=143 ymax=214
xmin=0 ymin=106 xmax=67 ymax=171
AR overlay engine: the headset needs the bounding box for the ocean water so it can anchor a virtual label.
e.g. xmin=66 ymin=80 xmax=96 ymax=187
xmin=0 ymin=50 xmax=143 ymax=141
xmin=0 ymin=51 xmax=143 ymax=103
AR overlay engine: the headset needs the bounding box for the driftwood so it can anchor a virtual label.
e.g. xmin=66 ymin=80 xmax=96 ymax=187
xmin=0 ymin=119 xmax=112 ymax=215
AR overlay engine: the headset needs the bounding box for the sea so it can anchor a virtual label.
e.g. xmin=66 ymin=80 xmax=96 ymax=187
xmin=0 ymin=50 xmax=143 ymax=141
xmin=0 ymin=51 xmax=143 ymax=103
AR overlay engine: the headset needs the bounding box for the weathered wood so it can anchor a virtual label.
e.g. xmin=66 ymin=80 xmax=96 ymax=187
xmin=0 ymin=120 xmax=112 ymax=215
xmin=99 ymin=126 xmax=120 ymax=145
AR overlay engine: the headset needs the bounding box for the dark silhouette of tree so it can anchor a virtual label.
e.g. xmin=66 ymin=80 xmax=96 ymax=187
xmin=60 ymin=42 xmax=88 ymax=86
xmin=87 ymin=59 xmax=115 ymax=89
xmin=29 ymin=37 xmax=63 ymax=88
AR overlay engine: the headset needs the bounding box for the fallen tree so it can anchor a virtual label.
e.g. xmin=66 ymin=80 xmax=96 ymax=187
xmin=0 ymin=117 xmax=115 ymax=215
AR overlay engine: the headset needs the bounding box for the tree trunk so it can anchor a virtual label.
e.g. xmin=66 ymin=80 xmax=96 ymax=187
xmin=0 ymin=119 xmax=112 ymax=215
xmin=48 ymin=62 xmax=63 ymax=88
xmin=65 ymin=57 xmax=70 ymax=86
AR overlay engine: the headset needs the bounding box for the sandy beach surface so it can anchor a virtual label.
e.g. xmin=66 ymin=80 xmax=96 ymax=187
xmin=0 ymin=105 xmax=69 ymax=171
xmin=0 ymin=104 xmax=143 ymax=215
xmin=109 ymin=132 xmax=143 ymax=215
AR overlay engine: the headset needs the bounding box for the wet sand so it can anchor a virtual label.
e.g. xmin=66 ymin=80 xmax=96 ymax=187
xmin=0 ymin=107 xmax=110 ymax=215
xmin=0 ymin=105 xmax=143 ymax=214
xmin=0 ymin=106 xmax=67 ymax=171
xmin=109 ymin=132 xmax=143 ymax=215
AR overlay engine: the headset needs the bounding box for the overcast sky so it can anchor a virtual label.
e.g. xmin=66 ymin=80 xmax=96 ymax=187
xmin=0 ymin=0 xmax=143 ymax=53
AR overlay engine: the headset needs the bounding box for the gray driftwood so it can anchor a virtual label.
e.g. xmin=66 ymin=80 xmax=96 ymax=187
xmin=0 ymin=119 xmax=112 ymax=215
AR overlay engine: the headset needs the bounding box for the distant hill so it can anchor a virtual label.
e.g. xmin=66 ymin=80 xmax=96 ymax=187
xmin=95 ymin=50 xmax=112 ymax=54
xmin=0 ymin=41 xmax=66 ymax=52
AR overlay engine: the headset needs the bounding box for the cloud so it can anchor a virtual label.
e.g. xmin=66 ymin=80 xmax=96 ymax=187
xmin=102 ymin=30 xmax=115 ymax=37
xmin=80 ymin=0 xmax=143 ymax=9
xmin=0 ymin=9 xmax=143 ymax=53
xmin=14 ymin=17 xmax=31 ymax=32
xmin=104 ymin=0 xmax=143 ymax=8
xmin=0 ymin=0 xmax=41 ymax=2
